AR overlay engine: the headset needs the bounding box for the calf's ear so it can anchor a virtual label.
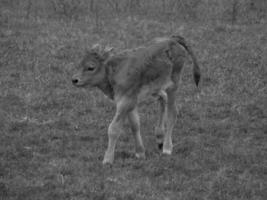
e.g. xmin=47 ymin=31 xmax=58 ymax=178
xmin=102 ymin=46 xmax=115 ymax=60
xmin=91 ymin=43 xmax=102 ymax=52
xmin=85 ymin=44 xmax=102 ymax=56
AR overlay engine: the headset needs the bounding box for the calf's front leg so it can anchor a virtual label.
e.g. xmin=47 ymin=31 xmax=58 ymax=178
xmin=103 ymin=116 xmax=123 ymax=164
xmin=128 ymin=107 xmax=145 ymax=158
xmin=103 ymin=97 xmax=136 ymax=164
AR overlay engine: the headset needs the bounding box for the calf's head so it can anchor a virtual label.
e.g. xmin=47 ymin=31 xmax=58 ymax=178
xmin=72 ymin=45 xmax=113 ymax=87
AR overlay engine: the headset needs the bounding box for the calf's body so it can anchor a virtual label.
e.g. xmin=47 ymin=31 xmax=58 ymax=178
xmin=72 ymin=35 xmax=200 ymax=164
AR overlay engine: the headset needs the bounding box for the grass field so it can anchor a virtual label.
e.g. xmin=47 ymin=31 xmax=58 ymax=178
xmin=0 ymin=15 xmax=266 ymax=200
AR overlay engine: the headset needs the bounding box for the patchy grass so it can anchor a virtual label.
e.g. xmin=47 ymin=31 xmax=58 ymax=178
xmin=0 ymin=15 xmax=266 ymax=200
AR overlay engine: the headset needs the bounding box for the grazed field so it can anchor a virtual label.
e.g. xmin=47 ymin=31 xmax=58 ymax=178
xmin=0 ymin=15 xmax=266 ymax=200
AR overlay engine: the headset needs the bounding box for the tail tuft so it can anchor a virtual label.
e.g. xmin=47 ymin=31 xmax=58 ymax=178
xmin=194 ymin=71 xmax=201 ymax=87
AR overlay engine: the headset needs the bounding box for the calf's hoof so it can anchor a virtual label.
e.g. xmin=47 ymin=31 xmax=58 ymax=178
xmin=135 ymin=152 xmax=146 ymax=159
xmin=163 ymin=149 xmax=172 ymax=155
xmin=102 ymin=159 xmax=113 ymax=165
xmin=103 ymin=152 xmax=114 ymax=165
xmin=162 ymin=142 xmax=173 ymax=155
xmin=158 ymin=143 xmax=163 ymax=150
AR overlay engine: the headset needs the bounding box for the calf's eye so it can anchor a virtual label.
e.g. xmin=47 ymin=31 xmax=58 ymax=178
xmin=87 ymin=66 xmax=95 ymax=71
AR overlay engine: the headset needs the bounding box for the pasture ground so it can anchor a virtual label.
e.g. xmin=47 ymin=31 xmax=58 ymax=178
xmin=0 ymin=14 xmax=266 ymax=200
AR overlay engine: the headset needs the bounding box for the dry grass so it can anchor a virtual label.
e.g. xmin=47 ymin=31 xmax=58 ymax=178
xmin=0 ymin=14 xmax=266 ymax=200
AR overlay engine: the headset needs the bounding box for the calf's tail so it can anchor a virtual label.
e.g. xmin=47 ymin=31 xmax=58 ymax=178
xmin=171 ymin=35 xmax=201 ymax=86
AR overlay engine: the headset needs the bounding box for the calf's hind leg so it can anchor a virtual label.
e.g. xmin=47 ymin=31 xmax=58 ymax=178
xmin=163 ymin=88 xmax=177 ymax=155
xmin=155 ymin=90 xmax=168 ymax=150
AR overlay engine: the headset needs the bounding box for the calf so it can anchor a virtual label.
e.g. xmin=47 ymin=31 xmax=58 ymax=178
xmin=72 ymin=35 xmax=200 ymax=164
